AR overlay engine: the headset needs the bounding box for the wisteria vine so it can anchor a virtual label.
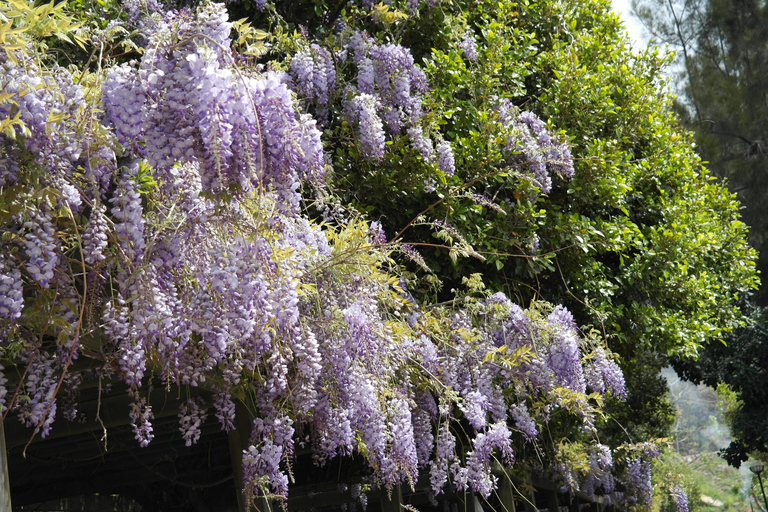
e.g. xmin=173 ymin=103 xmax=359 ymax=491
xmin=0 ymin=0 xmax=658 ymax=509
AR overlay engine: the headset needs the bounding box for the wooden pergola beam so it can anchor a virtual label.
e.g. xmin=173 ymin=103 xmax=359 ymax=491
xmin=1 ymin=422 xmax=12 ymax=512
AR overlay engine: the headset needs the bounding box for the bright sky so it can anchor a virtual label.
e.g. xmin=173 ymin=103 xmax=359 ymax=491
xmin=611 ymin=0 xmax=649 ymax=46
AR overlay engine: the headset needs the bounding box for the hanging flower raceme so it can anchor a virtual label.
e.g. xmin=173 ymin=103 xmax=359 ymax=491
xmin=496 ymin=99 xmax=574 ymax=193
xmin=340 ymin=33 xmax=455 ymax=173
xmin=0 ymin=256 xmax=23 ymax=323
xmin=289 ymin=43 xmax=337 ymax=123
xmin=101 ymin=3 xmax=325 ymax=209
xmin=672 ymin=485 xmax=689 ymax=512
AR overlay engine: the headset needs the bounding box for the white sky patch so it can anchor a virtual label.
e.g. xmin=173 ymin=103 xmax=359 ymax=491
xmin=611 ymin=0 xmax=650 ymax=47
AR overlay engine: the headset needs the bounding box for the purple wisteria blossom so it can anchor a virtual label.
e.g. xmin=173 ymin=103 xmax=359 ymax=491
xmin=496 ymin=100 xmax=575 ymax=193
xmin=290 ymin=44 xmax=336 ymax=123
xmin=0 ymin=257 xmax=23 ymax=322
xmin=179 ymin=396 xmax=209 ymax=446
xmin=436 ymin=140 xmax=456 ymax=176
xmin=346 ymin=93 xmax=386 ymax=161
xmin=585 ymin=347 xmax=627 ymax=399
xmin=21 ymin=211 xmax=59 ymax=289
xmin=626 ymin=458 xmax=653 ymax=506
xmin=511 ymin=403 xmax=538 ymax=441
xmin=459 ymin=32 xmax=478 ymax=62
xmin=672 ymin=485 xmax=689 ymax=512
xmin=82 ymin=202 xmax=109 ymax=265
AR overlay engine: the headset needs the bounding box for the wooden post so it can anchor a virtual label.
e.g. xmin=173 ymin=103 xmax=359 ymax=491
xmin=568 ymin=495 xmax=580 ymax=512
xmin=544 ymin=490 xmax=559 ymax=512
xmin=496 ymin=473 xmax=517 ymax=512
xmin=470 ymin=493 xmax=484 ymax=512
xmin=380 ymin=485 xmax=402 ymax=512
xmin=0 ymin=423 xmax=12 ymax=512
xmin=227 ymin=400 xmax=270 ymax=512
xmin=522 ymin=488 xmax=537 ymax=512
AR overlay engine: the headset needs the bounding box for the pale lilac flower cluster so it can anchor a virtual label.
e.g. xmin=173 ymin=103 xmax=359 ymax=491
xmin=128 ymin=393 xmax=154 ymax=447
xmin=510 ymin=403 xmax=538 ymax=441
xmin=519 ymin=111 xmax=575 ymax=180
xmin=407 ymin=125 xmax=435 ymax=164
xmin=429 ymin=423 xmax=457 ymax=494
xmin=52 ymin=175 xmax=82 ymax=213
xmin=179 ymin=396 xmax=209 ymax=446
xmin=243 ymin=439 xmax=289 ymax=497
xmin=0 ymin=257 xmax=23 ymax=322
xmin=101 ymin=64 xmax=147 ymax=155
xmin=349 ymin=370 xmax=388 ymax=469
xmin=102 ymin=295 xmax=145 ymax=387
xmin=346 ymin=93 xmax=386 ymax=161
xmin=642 ymin=441 xmax=660 ymax=459
xmin=454 ymin=422 xmax=514 ymax=498
xmin=0 ymin=143 xmax=21 ymax=187
xmin=16 ymin=350 xmax=58 ymax=438
xmin=358 ymin=57 xmax=375 ymax=94
xmin=0 ymin=364 xmax=7 ymax=414
xmin=101 ymin=4 xmax=324 ymax=210
xmin=0 ymin=60 xmax=56 ymax=155
xmin=486 ymin=293 xmax=529 ymax=347
xmin=197 ymin=1 xmax=233 ymax=53
xmin=436 ymin=140 xmax=456 ymax=176
xmin=214 ymin=389 xmax=236 ymax=431
xmin=291 ymin=51 xmax=315 ymax=98
xmin=582 ymin=444 xmax=614 ymax=497
xmin=60 ymin=372 xmax=83 ymax=422
xmin=672 ymin=485 xmax=689 ymax=512
xmin=548 ymin=304 xmax=578 ymax=330
xmin=289 ymin=44 xmax=337 ymax=123
xmin=400 ymin=243 xmax=431 ymax=272
xmin=460 ymin=390 xmax=490 ymax=431
xmin=546 ymin=311 xmax=586 ymax=393
xmin=596 ymin=444 xmax=614 ymax=470
xmin=458 ymin=31 xmax=478 ymax=62
xmin=342 ymin=34 xmax=456 ymax=174
xmin=585 ymin=347 xmax=627 ymax=399
xmin=482 ymin=296 xmax=620 ymax=432
xmin=243 ymin=416 xmax=295 ymax=499
xmin=0 ymin=57 xmax=93 ymax=218
xmin=411 ymin=406 xmax=434 ymax=467
xmin=123 ymin=0 xmax=164 ymax=26
xmin=368 ymin=220 xmax=387 ymax=245
xmin=82 ymin=202 xmax=109 ymax=266
xmin=312 ymin=398 xmax=354 ymax=462
xmin=527 ymin=233 xmax=540 ymax=255
xmin=249 ymin=73 xmax=325 ymax=211
xmin=497 ymin=100 xmax=575 ymax=193
xmin=626 ymin=458 xmax=653 ymax=506
xmin=22 ymin=211 xmax=59 ymax=289
xmin=110 ymin=171 xmax=146 ymax=264
xmin=466 ymin=193 xmax=506 ymax=214
xmin=386 ymin=397 xmax=419 ymax=485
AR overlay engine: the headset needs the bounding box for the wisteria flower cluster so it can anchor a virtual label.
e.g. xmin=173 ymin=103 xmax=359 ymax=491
xmin=101 ymin=3 xmax=325 ymax=211
xmin=336 ymin=31 xmax=458 ymax=177
xmin=672 ymin=485 xmax=689 ymax=512
xmin=496 ymin=99 xmax=575 ymax=193
xmin=290 ymin=43 xmax=337 ymax=123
